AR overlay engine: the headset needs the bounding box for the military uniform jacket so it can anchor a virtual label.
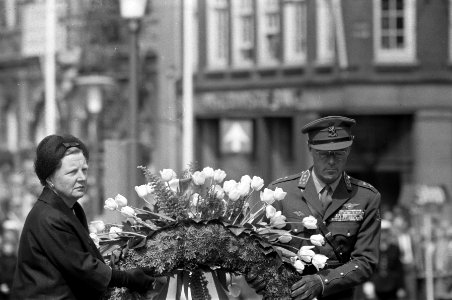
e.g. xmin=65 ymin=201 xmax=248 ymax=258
xmin=11 ymin=187 xmax=111 ymax=300
xmin=269 ymin=169 xmax=381 ymax=300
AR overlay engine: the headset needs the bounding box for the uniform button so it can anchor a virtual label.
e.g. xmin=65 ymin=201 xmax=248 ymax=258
xmin=324 ymin=279 xmax=328 ymax=282
xmin=294 ymin=229 xmax=298 ymax=232
xmin=340 ymin=272 xmax=344 ymax=276
xmin=339 ymin=252 xmax=343 ymax=255
xmin=355 ymin=265 xmax=359 ymax=268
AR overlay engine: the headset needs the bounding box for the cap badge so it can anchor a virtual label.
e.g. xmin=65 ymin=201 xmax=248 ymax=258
xmin=328 ymin=126 xmax=338 ymax=137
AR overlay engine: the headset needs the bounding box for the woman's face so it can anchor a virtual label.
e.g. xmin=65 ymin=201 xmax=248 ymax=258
xmin=48 ymin=151 xmax=88 ymax=203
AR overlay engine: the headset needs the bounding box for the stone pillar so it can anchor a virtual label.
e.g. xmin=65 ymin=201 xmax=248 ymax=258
xmin=413 ymin=109 xmax=452 ymax=195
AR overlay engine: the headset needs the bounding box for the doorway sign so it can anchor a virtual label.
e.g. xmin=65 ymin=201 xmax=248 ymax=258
xmin=220 ymin=119 xmax=253 ymax=154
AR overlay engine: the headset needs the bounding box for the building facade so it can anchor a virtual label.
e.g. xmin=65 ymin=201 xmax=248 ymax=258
xmin=165 ymin=0 xmax=452 ymax=213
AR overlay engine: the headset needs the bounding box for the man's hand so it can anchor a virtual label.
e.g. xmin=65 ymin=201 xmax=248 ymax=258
xmin=291 ymin=274 xmax=323 ymax=300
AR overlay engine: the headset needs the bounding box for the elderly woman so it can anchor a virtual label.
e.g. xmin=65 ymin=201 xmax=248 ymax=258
xmin=11 ymin=134 xmax=155 ymax=299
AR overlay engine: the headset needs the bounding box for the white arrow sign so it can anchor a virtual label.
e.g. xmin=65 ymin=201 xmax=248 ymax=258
xmin=223 ymin=122 xmax=251 ymax=153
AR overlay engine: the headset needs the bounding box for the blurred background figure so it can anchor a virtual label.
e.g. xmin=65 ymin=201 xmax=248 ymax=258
xmin=362 ymin=219 xmax=405 ymax=300
xmin=0 ymin=219 xmax=20 ymax=300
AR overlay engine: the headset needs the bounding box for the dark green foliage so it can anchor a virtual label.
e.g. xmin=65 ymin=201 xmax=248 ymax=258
xmin=107 ymin=221 xmax=302 ymax=300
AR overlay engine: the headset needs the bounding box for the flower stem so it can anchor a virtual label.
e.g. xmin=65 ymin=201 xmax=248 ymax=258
xmin=129 ymin=206 xmax=175 ymax=222
xmin=97 ymin=231 xmax=147 ymax=238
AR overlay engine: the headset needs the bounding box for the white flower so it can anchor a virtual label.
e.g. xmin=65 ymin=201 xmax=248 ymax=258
xmin=191 ymin=193 xmax=201 ymax=206
xmin=89 ymin=233 xmax=100 ymax=248
xmin=168 ymin=178 xmax=180 ymax=193
xmin=109 ymin=226 xmax=123 ymax=239
xmin=260 ymin=188 xmax=275 ymax=205
xmin=120 ymin=206 xmax=135 ymax=218
xmin=270 ymin=211 xmax=286 ymax=229
xmin=223 ymin=180 xmax=238 ymax=193
xmin=212 ymin=185 xmax=225 ymax=200
xmin=302 ymin=216 xmax=318 ymax=229
xmin=114 ymin=194 xmax=128 ymax=208
xmin=236 ymin=181 xmax=251 ymax=197
xmin=213 ymin=169 xmax=227 ymax=183
xmin=202 ymin=167 xmax=215 ymax=178
xmin=104 ymin=198 xmax=118 ymax=211
xmin=240 ymin=175 xmax=252 ymax=184
xmin=135 ymin=184 xmax=156 ymax=204
xmin=310 ymin=234 xmax=325 ymax=247
xmin=292 ymin=258 xmax=306 ymax=273
xmin=251 ymin=176 xmax=264 ymax=191
xmin=298 ymin=246 xmax=316 ymax=263
xmin=266 ymin=205 xmax=277 ymax=219
xmin=90 ymin=220 xmax=105 ymax=233
xmin=228 ymin=189 xmax=241 ymax=201
xmin=273 ymin=187 xmax=287 ymax=201
xmin=160 ymin=169 xmax=177 ymax=182
xmin=278 ymin=232 xmax=292 ymax=243
xmin=312 ymin=254 xmax=328 ymax=270
xmin=192 ymin=171 xmax=206 ymax=185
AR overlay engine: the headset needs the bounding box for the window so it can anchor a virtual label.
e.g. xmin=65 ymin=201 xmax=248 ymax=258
xmin=283 ymin=0 xmax=307 ymax=64
xmin=449 ymin=0 xmax=452 ymax=62
xmin=373 ymin=0 xmax=416 ymax=64
xmin=316 ymin=0 xmax=335 ymax=66
xmin=257 ymin=0 xmax=280 ymax=66
xmin=0 ymin=0 xmax=17 ymax=30
xmin=206 ymin=0 xmax=229 ymax=69
xmin=231 ymin=0 xmax=255 ymax=67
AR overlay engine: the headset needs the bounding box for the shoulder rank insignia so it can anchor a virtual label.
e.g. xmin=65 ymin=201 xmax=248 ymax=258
xmin=343 ymin=172 xmax=352 ymax=191
xmin=344 ymin=203 xmax=360 ymax=210
xmin=298 ymin=170 xmax=310 ymax=188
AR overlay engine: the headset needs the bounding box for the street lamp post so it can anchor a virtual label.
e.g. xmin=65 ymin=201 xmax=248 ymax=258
xmin=120 ymin=0 xmax=147 ymax=205
xmin=76 ymin=75 xmax=115 ymax=218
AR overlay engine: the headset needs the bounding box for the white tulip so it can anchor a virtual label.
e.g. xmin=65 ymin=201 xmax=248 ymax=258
xmin=251 ymin=176 xmax=264 ymax=191
xmin=120 ymin=206 xmax=135 ymax=218
xmin=104 ymin=198 xmax=118 ymax=211
xmin=202 ymin=167 xmax=215 ymax=178
xmin=260 ymin=188 xmax=275 ymax=205
xmin=273 ymin=187 xmax=287 ymax=201
xmin=114 ymin=194 xmax=128 ymax=207
xmin=192 ymin=171 xmax=206 ymax=185
xmin=160 ymin=169 xmax=177 ymax=182
xmin=223 ymin=180 xmax=237 ymax=193
xmin=213 ymin=169 xmax=227 ymax=183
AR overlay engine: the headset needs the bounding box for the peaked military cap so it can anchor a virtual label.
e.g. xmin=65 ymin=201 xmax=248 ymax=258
xmin=301 ymin=116 xmax=356 ymax=150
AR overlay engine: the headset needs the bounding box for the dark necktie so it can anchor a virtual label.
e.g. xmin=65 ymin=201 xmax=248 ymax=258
xmin=320 ymin=185 xmax=333 ymax=210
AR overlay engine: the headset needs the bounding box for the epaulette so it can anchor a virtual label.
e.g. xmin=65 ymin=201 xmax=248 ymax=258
xmin=271 ymin=172 xmax=303 ymax=185
xmin=343 ymin=172 xmax=352 ymax=191
xmin=348 ymin=175 xmax=378 ymax=193
xmin=298 ymin=169 xmax=310 ymax=188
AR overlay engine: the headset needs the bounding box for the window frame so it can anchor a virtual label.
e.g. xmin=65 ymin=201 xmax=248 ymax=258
xmin=315 ymin=0 xmax=335 ymax=66
xmin=231 ymin=0 xmax=255 ymax=68
xmin=373 ymin=0 xmax=417 ymax=64
xmin=206 ymin=0 xmax=230 ymax=70
xmin=282 ymin=0 xmax=307 ymax=65
xmin=256 ymin=0 xmax=281 ymax=67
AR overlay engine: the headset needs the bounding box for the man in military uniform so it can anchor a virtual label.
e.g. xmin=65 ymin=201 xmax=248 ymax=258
xmin=269 ymin=116 xmax=381 ymax=300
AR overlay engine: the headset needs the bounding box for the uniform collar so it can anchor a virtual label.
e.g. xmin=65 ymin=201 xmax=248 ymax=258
xmin=311 ymin=169 xmax=342 ymax=195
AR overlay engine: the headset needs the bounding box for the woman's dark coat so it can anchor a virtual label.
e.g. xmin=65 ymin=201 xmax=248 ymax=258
xmin=11 ymin=187 xmax=111 ymax=299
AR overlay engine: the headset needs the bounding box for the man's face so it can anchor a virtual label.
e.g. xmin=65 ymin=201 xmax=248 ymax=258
xmin=48 ymin=152 xmax=88 ymax=203
xmin=310 ymin=146 xmax=350 ymax=184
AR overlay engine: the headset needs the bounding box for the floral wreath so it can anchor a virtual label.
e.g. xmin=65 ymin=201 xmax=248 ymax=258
xmin=91 ymin=166 xmax=329 ymax=299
